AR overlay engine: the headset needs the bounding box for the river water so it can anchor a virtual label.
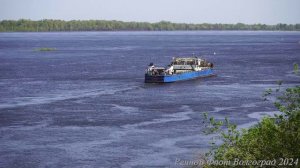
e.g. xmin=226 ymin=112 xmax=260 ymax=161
xmin=0 ymin=31 xmax=299 ymax=168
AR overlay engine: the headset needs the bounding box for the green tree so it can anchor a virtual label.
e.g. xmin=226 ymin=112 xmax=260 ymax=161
xmin=201 ymin=66 xmax=300 ymax=168
xmin=0 ymin=19 xmax=300 ymax=32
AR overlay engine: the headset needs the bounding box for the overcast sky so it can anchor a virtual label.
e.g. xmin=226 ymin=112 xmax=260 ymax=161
xmin=1 ymin=0 xmax=299 ymax=24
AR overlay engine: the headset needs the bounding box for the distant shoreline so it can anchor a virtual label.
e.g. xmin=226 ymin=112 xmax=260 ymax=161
xmin=0 ymin=19 xmax=299 ymax=32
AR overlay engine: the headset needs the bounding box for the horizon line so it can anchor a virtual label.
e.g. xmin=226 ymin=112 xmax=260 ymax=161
xmin=1 ymin=19 xmax=299 ymax=26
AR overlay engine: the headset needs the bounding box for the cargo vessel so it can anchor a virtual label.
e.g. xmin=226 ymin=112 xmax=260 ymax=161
xmin=145 ymin=57 xmax=214 ymax=83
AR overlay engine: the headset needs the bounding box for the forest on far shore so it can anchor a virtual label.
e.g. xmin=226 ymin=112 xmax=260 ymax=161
xmin=0 ymin=19 xmax=300 ymax=32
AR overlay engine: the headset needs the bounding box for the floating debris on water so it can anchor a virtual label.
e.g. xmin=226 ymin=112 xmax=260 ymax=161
xmin=36 ymin=47 xmax=56 ymax=51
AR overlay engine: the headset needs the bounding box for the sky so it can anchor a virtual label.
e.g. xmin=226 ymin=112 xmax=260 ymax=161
xmin=1 ymin=0 xmax=300 ymax=24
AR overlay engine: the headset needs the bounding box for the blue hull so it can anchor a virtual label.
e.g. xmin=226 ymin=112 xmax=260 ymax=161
xmin=145 ymin=68 xmax=214 ymax=83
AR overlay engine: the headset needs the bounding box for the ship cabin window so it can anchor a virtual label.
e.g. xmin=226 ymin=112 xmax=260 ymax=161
xmin=187 ymin=61 xmax=194 ymax=65
xmin=173 ymin=59 xmax=197 ymax=65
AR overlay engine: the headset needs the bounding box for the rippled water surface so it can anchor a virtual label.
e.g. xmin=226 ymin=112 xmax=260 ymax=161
xmin=0 ymin=31 xmax=300 ymax=168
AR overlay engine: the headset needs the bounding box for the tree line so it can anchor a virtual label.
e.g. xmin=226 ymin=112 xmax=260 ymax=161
xmin=0 ymin=19 xmax=299 ymax=32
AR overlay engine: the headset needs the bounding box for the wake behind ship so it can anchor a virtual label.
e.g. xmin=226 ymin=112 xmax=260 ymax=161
xmin=145 ymin=57 xmax=214 ymax=83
